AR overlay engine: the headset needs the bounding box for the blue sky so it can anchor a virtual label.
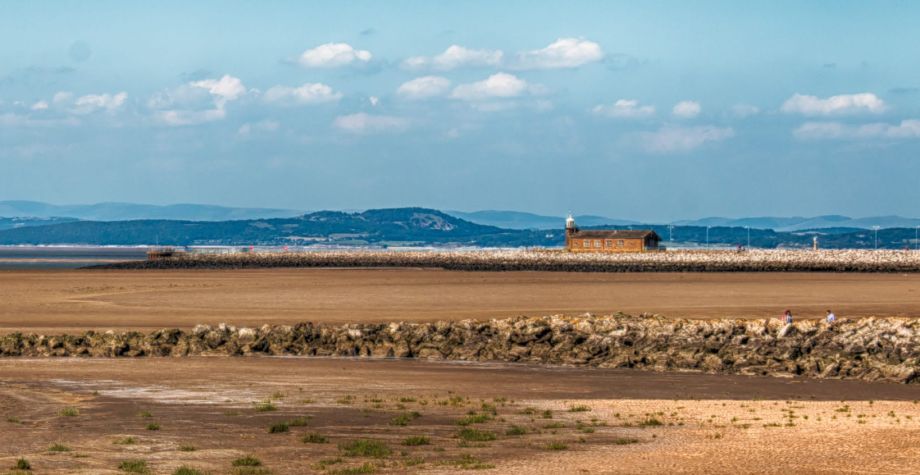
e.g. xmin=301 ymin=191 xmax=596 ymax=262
xmin=2 ymin=1 xmax=919 ymax=222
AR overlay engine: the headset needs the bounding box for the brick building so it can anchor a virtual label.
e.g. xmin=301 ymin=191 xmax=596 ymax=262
xmin=564 ymin=215 xmax=660 ymax=252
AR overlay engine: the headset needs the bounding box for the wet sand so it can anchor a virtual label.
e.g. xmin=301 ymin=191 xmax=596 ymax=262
xmin=3 ymin=268 xmax=920 ymax=333
xmin=2 ymin=358 xmax=919 ymax=474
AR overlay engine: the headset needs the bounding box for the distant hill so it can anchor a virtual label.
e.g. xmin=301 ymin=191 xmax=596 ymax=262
xmin=448 ymin=210 xmax=637 ymax=230
xmin=0 ymin=208 xmax=557 ymax=247
xmin=676 ymin=215 xmax=920 ymax=231
xmin=0 ymin=200 xmax=304 ymax=221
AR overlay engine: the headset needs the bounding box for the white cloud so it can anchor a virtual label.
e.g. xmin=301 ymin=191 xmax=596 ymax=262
xmin=794 ymin=120 xmax=920 ymax=140
xmin=30 ymin=100 xmax=49 ymax=111
xmin=238 ymin=120 xmax=280 ymax=136
xmin=672 ymin=100 xmax=701 ymax=119
xmin=640 ymin=125 xmax=734 ymax=153
xmin=71 ymin=92 xmax=128 ymax=114
xmin=264 ymin=83 xmax=342 ymax=105
xmin=153 ymin=109 xmax=226 ymax=126
xmin=397 ymin=76 xmax=451 ymax=100
xmin=149 ymin=75 xmax=246 ymax=126
xmin=190 ymin=75 xmax=246 ymax=105
xmin=781 ymin=93 xmax=886 ymax=116
xmin=593 ymin=99 xmax=655 ymax=119
xmin=299 ymin=43 xmax=371 ymax=68
xmin=333 ymin=113 xmax=409 ymax=134
xmin=403 ymin=45 xmax=503 ymax=70
xmin=730 ymin=104 xmax=760 ymax=118
xmin=369 ymin=96 xmax=379 ymax=106
xmin=52 ymin=92 xmax=73 ymax=105
xmin=450 ymin=73 xmax=528 ymax=101
xmin=514 ymin=38 xmax=603 ymax=69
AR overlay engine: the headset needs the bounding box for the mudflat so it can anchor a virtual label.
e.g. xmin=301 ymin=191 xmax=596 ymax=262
xmin=2 ymin=358 xmax=920 ymax=474
xmin=2 ymin=268 xmax=920 ymax=332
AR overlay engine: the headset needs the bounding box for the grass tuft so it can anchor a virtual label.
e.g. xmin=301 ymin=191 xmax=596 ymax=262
xmin=457 ymin=428 xmax=496 ymax=442
xmin=48 ymin=443 xmax=71 ymax=453
xmin=338 ymin=439 xmax=391 ymax=458
xmin=253 ymin=401 xmax=277 ymax=412
xmin=268 ymin=422 xmax=289 ymax=434
xmin=173 ymin=467 xmax=205 ymax=475
xmin=145 ymin=423 xmax=160 ymax=431
xmin=401 ymin=436 xmax=430 ymax=446
xmin=505 ymin=425 xmax=527 ymax=436
xmin=60 ymin=407 xmax=79 ymax=417
xmin=302 ymin=432 xmax=328 ymax=444
xmin=14 ymin=458 xmax=31 ymax=470
xmin=232 ymin=456 xmax=262 ymax=467
xmin=118 ymin=459 xmax=148 ymax=473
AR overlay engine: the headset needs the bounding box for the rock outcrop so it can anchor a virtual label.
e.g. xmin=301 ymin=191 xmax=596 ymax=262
xmin=3 ymin=314 xmax=920 ymax=384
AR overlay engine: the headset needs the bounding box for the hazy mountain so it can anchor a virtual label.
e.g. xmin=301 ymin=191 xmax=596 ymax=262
xmin=0 ymin=208 xmax=555 ymax=247
xmin=448 ymin=210 xmax=638 ymax=230
xmin=0 ymin=200 xmax=304 ymax=221
xmin=676 ymin=215 xmax=920 ymax=231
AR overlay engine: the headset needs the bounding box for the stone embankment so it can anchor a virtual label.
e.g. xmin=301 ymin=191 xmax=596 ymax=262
xmin=96 ymin=249 xmax=920 ymax=272
xmin=2 ymin=314 xmax=919 ymax=384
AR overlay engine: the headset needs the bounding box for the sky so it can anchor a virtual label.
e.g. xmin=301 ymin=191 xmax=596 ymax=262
xmin=2 ymin=0 xmax=920 ymax=222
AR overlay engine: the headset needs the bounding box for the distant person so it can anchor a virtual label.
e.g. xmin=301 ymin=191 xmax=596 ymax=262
xmin=783 ymin=309 xmax=793 ymax=325
xmin=826 ymin=309 xmax=836 ymax=324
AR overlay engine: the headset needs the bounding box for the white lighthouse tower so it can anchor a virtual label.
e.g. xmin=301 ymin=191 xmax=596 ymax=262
xmin=565 ymin=214 xmax=577 ymax=248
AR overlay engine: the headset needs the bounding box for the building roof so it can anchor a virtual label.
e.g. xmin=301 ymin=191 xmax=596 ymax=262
xmin=572 ymin=229 xmax=660 ymax=240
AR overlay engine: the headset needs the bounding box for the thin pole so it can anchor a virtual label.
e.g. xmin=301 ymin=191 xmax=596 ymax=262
xmin=706 ymin=226 xmax=710 ymax=248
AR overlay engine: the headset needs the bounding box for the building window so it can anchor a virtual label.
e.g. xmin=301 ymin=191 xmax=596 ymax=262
xmin=582 ymin=240 xmax=590 ymax=248
xmin=605 ymin=239 xmax=613 ymax=248
xmin=617 ymin=240 xmax=625 ymax=247
xmin=594 ymin=240 xmax=601 ymax=248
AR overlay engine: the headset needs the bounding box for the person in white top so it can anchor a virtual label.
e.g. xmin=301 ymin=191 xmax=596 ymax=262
xmin=826 ymin=310 xmax=836 ymax=324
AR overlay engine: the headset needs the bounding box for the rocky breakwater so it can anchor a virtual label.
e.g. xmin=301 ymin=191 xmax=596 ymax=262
xmin=1 ymin=314 xmax=919 ymax=383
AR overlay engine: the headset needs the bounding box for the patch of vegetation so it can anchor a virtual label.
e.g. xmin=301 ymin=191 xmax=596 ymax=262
xmin=6 ymin=416 xmax=21 ymax=423
xmin=613 ymin=437 xmax=640 ymax=445
xmin=337 ymin=395 xmax=355 ymax=405
xmin=402 ymin=436 xmax=430 ymax=446
xmin=329 ymin=463 xmax=376 ymax=475
xmin=568 ymin=405 xmax=592 ymax=412
xmin=438 ymin=454 xmax=494 ymax=470
xmin=253 ymin=401 xmax=277 ymax=412
xmin=545 ymin=441 xmax=568 ymax=451
xmin=339 ymin=439 xmax=391 ymax=458
xmin=268 ymin=422 xmax=289 ymax=434
xmin=542 ymin=422 xmax=565 ymax=429
xmin=48 ymin=443 xmax=71 ymax=453
xmin=232 ymin=456 xmax=263 ymax=467
xmin=390 ymin=411 xmax=421 ymax=426
xmin=505 ymin=425 xmax=527 ymax=436
xmin=118 ymin=459 xmax=148 ymax=473
xmin=115 ymin=437 xmax=137 ymax=445
xmin=146 ymin=423 xmax=160 ymax=431
xmin=178 ymin=445 xmax=196 ymax=452
xmin=457 ymin=428 xmax=497 ymax=442
xmin=456 ymin=413 xmax=492 ymax=426
xmin=138 ymin=411 xmax=152 ymax=418
xmin=313 ymin=458 xmax=343 ymax=469
xmin=638 ymin=418 xmax=663 ymax=427
xmin=60 ymin=407 xmax=79 ymax=417
xmin=541 ymin=409 xmax=553 ymax=419
xmin=302 ymin=433 xmax=328 ymax=444
xmin=13 ymin=458 xmax=31 ymax=471
xmin=288 ymin=416 xmax=310 ymax=427
xmin=173 ymin=467 xmax=205 ymax=475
